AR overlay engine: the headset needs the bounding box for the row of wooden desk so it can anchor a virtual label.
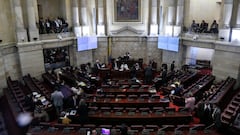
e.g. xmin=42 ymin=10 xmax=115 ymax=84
xmin=28 ymin=122 xmax=223 ymax=135
xmin=87 ymin=98 xmax=169 ymax=108
xmin=88 ymin=109 xmax=192 ymax=125
xmin=99 ymin=68 xmax=145 ymax=80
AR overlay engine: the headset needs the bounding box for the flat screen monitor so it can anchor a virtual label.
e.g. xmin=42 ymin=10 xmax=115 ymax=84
xmin=101 ymin=128 xmax=110 ymax=135
xmin=77 ymin=36 xmax=98 ymax=51
xmin=167 ymin=37 xmax=179 ymax=52
xmin=158 ymin=36 xmax=179 ymax=52
xmin=158 ymin=36 xmax=168 ymax=50
xmin=77 ymin=36 xmax=88 ymax=51
xmin=88 ymin=36 xmax=97 ymax=49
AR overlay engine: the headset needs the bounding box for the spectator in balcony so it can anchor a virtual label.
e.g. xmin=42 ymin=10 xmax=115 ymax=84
xmin=38 ymin=17 xmax=45 ymax=34
xmin=190 ymin=20 xmax=199 ymax=33
xmin=210 ymin=20 xmax=218 ymax=33
xmin=199 ymin=20 xmax=208 ymax=33
xmin=45 ymin=18 xmax=52 ymax=34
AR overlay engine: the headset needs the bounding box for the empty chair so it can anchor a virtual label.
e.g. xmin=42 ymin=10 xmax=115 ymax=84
xmin=121 ymin=84 xmax=130 ymax=89
xmin=139 ymin=107 xmax=150 ymax=115
xmin=62 ymin=127 xmax=74 ymax=134
xmin=100 ymin=107 xmax=111 ymax=115
xmin=128 ymin=95 xmax=138 ymax=101
xmin=189 ymin=124 xmax=205 ymax=134
xmin=165 ymin=107 xmax=176 ymax=114
xmin=111 ymin=128 xmax=121 ymax=135
xmin=145 ymin=125 xmax=159 ymax=131
xmin=174 ymin=125 xmax=190 ymax=135
xmin=116 ymin=95 xmax=127 ymax=100
xmin=151 ymin=94 xmax=161 ymax=100
xmin=225 ymin=109 xmax=235 ymax=116
xmin=113 ymin=107 xmax=123 ymax=115
xmin=130 ymin=125 xmax=144 ymax=131
xmin=203 ymin=123 xmax=215 ymax=134
xmin=234 ymin=96 xmax=240 ymax=102
xmin=178 ymin=107 xmax=190 ymax=114
xmin=86 ymin=94 xmax=94 ymax=99
xmin=139 ymin=85 xmax=149 ymax=89
xmin=31 ymin=126 xmax=42 ymax=132
xmin=157 ymin=125 xmax=175 ymax=135
xmin=88 ymin=106 xmax=98 ymax=115
xmin=113 ymin=107 xmax=124 ymax=112
xmin=154 ymin=109 xmax=165 ymax=115
xmin=83 ymin=124 xmax=96 ymax=129
xmin=127 ymin=129 xmax=138 ymax=135
xmin=130 ymin=84 xmax=140 ymax=89
xmin=141 ymin=129 xmax=151 ymax=135
xmin=78 ymin=127 xmax=89 ymax=134
xmin=105 ymin=94 xmax=115 ymax=99
xmin=139 ymin=94 xmax=149 ymax=101
xmin=221 ymin=113 xmax=232 ymax=124
xmin=96 ymin=94 xmax=104 ymax=100
xmin=99 ymin=125 xmax=112 ymax=129
xmin=47 ymin=127 xmax=58 ymax=133
xmin=231 ymin=100 xmax=240 ymax=107
xmin=126 ymin=107 xmax=137 ymax=115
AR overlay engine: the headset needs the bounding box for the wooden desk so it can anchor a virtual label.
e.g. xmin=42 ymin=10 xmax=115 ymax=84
xmin=88 ymin=111 xmax=192 ymax=125
xmin=209 ymin=77 xmax=236 ymax=110
xmin=86 ymin=98 xmax=169 ymax=108
xmin=102 ymin=87 xmax=156 ymax=96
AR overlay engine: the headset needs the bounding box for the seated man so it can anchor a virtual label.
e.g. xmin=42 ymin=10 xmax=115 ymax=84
xmin=199 ymin=20 xmax=208 ymax=33
xmin=190 ymin=20 xmax=199 ymax=33
xmin=210 ymin=20 xmax=218 ymax=33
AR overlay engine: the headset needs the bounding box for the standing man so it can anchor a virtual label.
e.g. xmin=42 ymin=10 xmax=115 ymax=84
xmin=94 ymin=60 xmax=101 ymax=75
xmin=144 ymin=65 xmax=153 ymax=85
xmin=170 ymin=61 xmax=175 ymax=72
xmin=51 ymin=87 xmax=64 ymax=116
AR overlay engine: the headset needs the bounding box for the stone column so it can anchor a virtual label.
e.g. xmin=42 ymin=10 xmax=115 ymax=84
xmin=13 ymin=0 xmax=27 ymax=42
xmin=218 ymin=0 xmax=233 ymax=42
xmin=222 ymin=0 xmax=233 ymax=28
xmin=80 ymin=0 xmax=87 ymax=25
xmin=176 ymin=0 xmax=184 ymax=26
xmin=159 ymin=0 xmax=164 ymax=35
xmin=236 ymin=1 xmax=240 ymax=27
xmin=97 ymin=0 xmax=105 ymax=35
xmin=72 ymin=0 xmax=81 ymax=36
xmin=167 ymin=0 xmax=176 ymax=25
xmin=174 ymin=0 xmax=184 ymax=36
xmin=80 ymin=0 xmax=89 ymax=36
xmin=150 ymin=0 xmax=158 ymax=35
xmin=27 ymin=0 xmax=39 ymax=41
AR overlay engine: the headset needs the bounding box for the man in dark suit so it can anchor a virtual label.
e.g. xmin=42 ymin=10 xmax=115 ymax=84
xmin=93 ymin=60 xmax=101 ymax=75
xmin=170 ymin=61 xmax=175 ymax=72
xmin=197 ymin=100 xmax=213 ymax=126
xmin=77 ymin=99 xmax=88 ymax=124
xmin=144 ymin=65 xmax=153 ymax=84
xmin=212 ymin=103 xmax=222 ymax=129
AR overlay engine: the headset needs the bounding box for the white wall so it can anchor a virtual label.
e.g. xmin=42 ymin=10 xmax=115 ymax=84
xmin=184 ymin=0 xmax=222 ymax=29
xmin=185 ymin=46 xmax=214 ymax=65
